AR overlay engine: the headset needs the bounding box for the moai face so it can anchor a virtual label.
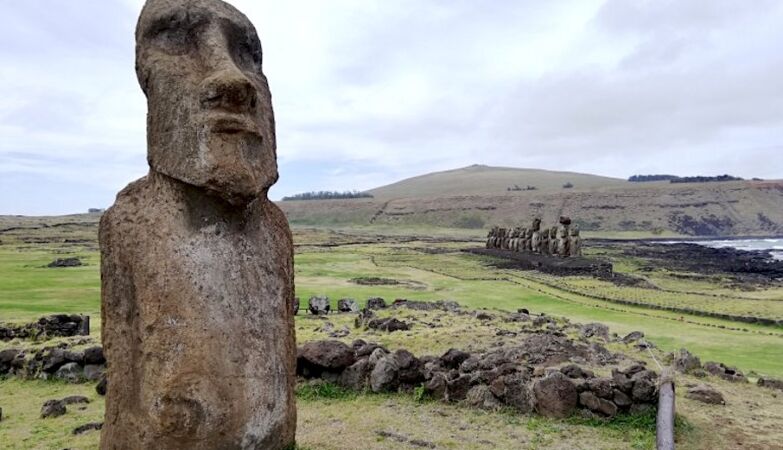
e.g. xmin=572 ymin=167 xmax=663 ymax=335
xmin=531 ymin=217 xmax=541 ymax=231
xmin=136 ymin=0 xmax=277 ymax=204
xmin=542 ymin=229 xmax=549 ymax=239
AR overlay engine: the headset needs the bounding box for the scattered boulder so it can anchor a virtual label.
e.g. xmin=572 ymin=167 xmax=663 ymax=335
xmin=55 ymin=362 xmax=84 ymax=383
xmin=466 ymin=385 xmax=502 ymax=410
xmin=757 ymin=377 xmax=783 ymax=391
xmin=622 ymin=331 xmax=644 ymax=344
xmin=686 ymin=384 xmax=725 ymax=405
xmin=0 ymin=348 xmax=21 ymax=374
xmin=560 ymin=364 xmax=595 ymax=379
xmin=704 ymin=362 xmax=747 ymax=383
xmin=441 ymin=349 xmax=471 ymax=369
xmin=308 ymin=296 xmax=330 ymax=315
xmin=673 ymin=349 xmax=701 ymax=373
xmin=96 ymin=375 xmax=107 ymax=396
xmin=84 ymin=364 xmax=105 ymax=381
xmin=475 ymin=311 xmax=494 ymax=321
xmin=337 ymin=298 xmax=360 ymax=313
xmin=579 ymin=391 xmax=617 ymax=417
xmin=41 ymin=399 xmax=66 ymax=418
xmin=354 ymin=308 xmax=376 ymax=328
xmin=580 ymin=323 xmax=609 ymax=340
xmin=47 ymin=257 xmax=82 ymax=268
xmin=630 ymin=370 xmax=658 ymax=402
xmin=82 ymin=346 xmax=105 ymax=365
xmin=298 ymin=340 xmax=355 ymax=376
xmin=495 ymin=373 xmax=534 ymax=413
xmin=366 ymin=297 xmax=387 ymax=310
xmin=61 ymin=395 xmax=90 ymax=405
xmin=533 ymin=372 xmax=578 ymax=418
xmin=73 ymin=422 xmax=103 ymax=435
xmin=367 ymin=317 xmax=410 ymax=332
xmin=338 ymin=358 xmax=371 ymax=391
xmin=370 ymin=354 xmax=399 ymax=392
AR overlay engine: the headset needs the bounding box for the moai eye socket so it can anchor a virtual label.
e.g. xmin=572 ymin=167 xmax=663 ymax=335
xmin=222 ymin=20 xmax=263 ymax=73
xmin=146 ymin=11 xmax=206 ymax=55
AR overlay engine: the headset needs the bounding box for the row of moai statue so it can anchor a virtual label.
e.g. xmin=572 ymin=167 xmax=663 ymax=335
xmin=486 ymin=216 xmax=582 ymax=257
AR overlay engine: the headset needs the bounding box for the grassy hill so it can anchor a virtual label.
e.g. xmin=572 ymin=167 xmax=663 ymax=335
xmin=279 ymin=166 xmax=783 ymax=237
xmin=368 ymin=164 xmax=629 ymax=199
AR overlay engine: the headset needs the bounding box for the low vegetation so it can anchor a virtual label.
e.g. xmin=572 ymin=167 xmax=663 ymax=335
xmin=282 ymin=190 xmax=374 ymax=201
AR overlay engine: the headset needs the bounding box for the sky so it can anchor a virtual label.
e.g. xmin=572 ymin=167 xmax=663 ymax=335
xmin=1 ymin=0 xmax=782 ymax=215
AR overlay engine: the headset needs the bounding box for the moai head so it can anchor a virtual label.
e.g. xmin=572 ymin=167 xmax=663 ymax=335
xmin=136 ymin=0 xmax=277 ymax=204
xmin=559 ymin=225 xmax=569 ymax=238
xmin=542 ymin=228 xmax=549 ymax=239
xmin=570 ymin=225 xmax=580 ymax=236
xmin=559 ymin=216 xmax=572 ymax=226
xmin=531 ymin=217 xmax=541 ymax=231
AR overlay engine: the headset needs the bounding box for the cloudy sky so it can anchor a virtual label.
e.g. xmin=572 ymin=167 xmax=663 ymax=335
xmin=1 ymin=0 xmax=782 ymax=215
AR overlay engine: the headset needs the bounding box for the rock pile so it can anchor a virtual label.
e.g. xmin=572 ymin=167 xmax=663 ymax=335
xmin=0 ymin=314 xmax=90 ymax=341
xmin=296 ymin=337 xmax=658 ymax=419
xmin=0 ymin=344 xmax=106 ymax=382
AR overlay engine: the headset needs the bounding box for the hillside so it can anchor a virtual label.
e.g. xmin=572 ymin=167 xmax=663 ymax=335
xmin=279 ymin=166 xmax=783 ymax=237
xmin=368 ymin=164 xmax=628 ymax=199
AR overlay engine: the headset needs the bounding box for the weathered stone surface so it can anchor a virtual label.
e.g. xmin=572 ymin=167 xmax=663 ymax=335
xmin=622 ymin=331 xmax=644 ymax=344
xmin=298 ymin=340 xmax=355 ymax=376
xmin=424 ymin=373 xmax=448 ymax=400
xmin=630 ymin=370 xmax=658 ymax=402
xmin=673 ymin=348 xmax=701 ymax=373
xmin=338 ymin=358 xmax=370 ymax=391
xmin=445 ymin=374 xmax=472 ymax=402
xmin=370 ymin=354 xmax=399 ymax=392
xmin=74 ymin=422 xmax=103 ymax=435
xmin=686 ymin=384 xmax=725 ymax=405
xmin=533 ymin=372 xmax=578 ymax=418
xmin=757 ymin=377 xmax=783 ymax=391
xmin=96 ymin=374 xmax=107 ymax=396
xmin=579 ymin=391 xmax=617 ymax=417
xmin=367 ymin=317 xmax=410 ymax=332
xmin=466 ymin=385 xmax=502 ymax=410
xmin=560 ymin=364 xmax=594 ymax=379
xmin=292 ymin=297 xmax=300 ymax=315
xmin=41 ymin=399 xmax=66 ymax=418
xmin=99 ymin=1 xmax=295 ymax=448
xmin=308 ymin=296 xmax=330 ymax=315
xmin=84 ymin=364 xmax=105 ymax=382
xmin=337 ymin=298 xmax=359 ymax=313
xmin=703 ymin=361 xmax=747 ymax=383
xmin=55 ymin=362 xmax=84 ymax=383
xmin=580 ymin=323 xmax=609 ymax=340
xmin=83 ymin=346 xmax=105 ymax=365
xmin=441 ymin=349 xmax=471 ymax=369
xmin=366 ymin=297 xmax=387 ymax=310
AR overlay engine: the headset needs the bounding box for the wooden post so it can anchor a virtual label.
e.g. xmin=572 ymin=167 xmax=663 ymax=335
xmin=656 ymin=367 xmax=675 ymax=450
xmin=79 ymin=315 xmax=90 ymax=336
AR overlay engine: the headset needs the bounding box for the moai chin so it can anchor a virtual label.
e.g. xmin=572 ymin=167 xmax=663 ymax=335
xmin=99 ymin=1 xmax=296 ymax=448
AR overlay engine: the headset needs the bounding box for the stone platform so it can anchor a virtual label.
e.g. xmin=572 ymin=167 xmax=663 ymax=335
xmin=463 ymin=248 xmax=613 ymax=277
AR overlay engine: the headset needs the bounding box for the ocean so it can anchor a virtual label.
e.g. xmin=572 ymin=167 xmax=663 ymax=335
xmin=683 ymin=238 xmax=783 ymax=261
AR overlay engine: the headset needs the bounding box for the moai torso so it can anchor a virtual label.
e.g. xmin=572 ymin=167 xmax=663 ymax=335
xmin=530 ymin=218 xmax=541 ymax=254
xmin=549 ymin=226 xmax=559 ymax=255
xmin=569 ymin=226 xmax=583 ymax=257
xmin=525 ymin=228 xmax=534 ymax=252
xmin=486 ymin=227 xmax=497 ymax=248
xmin=541 ymin=228 xmax=550 ymax=255
xmin=558 ymin=225 xmax=570 ymax=257
xmin=100 ymin=1 xmax=296 ymax=448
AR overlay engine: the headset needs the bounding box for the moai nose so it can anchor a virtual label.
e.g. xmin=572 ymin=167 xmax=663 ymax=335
xmin=199 ymin=69 xmax=258 ymax=114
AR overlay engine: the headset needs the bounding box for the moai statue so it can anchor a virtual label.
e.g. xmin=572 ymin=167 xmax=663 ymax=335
xmin=498 ymin=227 xmax=506 ymax=249
xmin=541 ymin=228 xmax=550 ymax=255
xmin=530 ymin=218 xmax=542 ymax=254
xmin=569 ymin=225 xmax=583 ymax=257
xmin=549 ymin=226 xmax=559 ymax=255
xmin=525 ymin=227 xmax=534 ymax=252
xmin=510 ymin=227 xmax=520 ymax=252
xmin=557 ymin=216 xmax=572 ymax=257
xmin=486 ymin=226 xmax=497 ymax=249
xmin=518 ymin=227 xmax=527 ymax=252
xmin=100 ymin=1 xmax=296 ymax=448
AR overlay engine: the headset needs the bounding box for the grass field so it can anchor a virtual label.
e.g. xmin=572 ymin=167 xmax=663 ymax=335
xmin=2 ymin=221 xmax=783 ymax=449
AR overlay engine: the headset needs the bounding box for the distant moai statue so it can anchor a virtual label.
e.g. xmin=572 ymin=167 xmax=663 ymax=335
xmin=486 ymin=226 xmax=497 ymax=248
xmin=100 ymin=0 xmax=296 ymax=448
xmin=511 ymin=227 xmax=520 ymax=252
xmin=524 ymin=227 xmax=533 ymax=252
xmin=541 ymin=228 xmax=551 ymax=255
xmin=530 ymin=218 xmax=542 ymax=254
xmin=569 ymin=225 xmax=583 ymax=257
xmin=549 ymin=225 xmax=559 ymax=255
xmin=499 ymin=227 xmax=507 ymax=249
xmin=557 ymin=216 xmax=572 ymax=257
xmin=519 ymin=227 xmax=528 ymax=252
